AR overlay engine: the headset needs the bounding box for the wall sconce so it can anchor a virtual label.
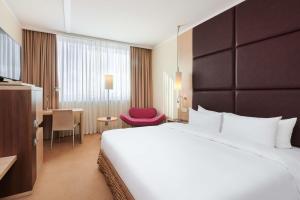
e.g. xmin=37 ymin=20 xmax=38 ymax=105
xmin=175 ymin=71 xmax=182 ymax=91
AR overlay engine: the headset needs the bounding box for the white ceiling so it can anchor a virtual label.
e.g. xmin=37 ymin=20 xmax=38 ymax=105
xmin=5 ymin=0 xmax=244 ymax=48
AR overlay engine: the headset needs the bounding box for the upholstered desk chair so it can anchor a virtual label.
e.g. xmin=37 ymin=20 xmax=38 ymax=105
xmin=51 ymin=109 xmax=79 ymax=149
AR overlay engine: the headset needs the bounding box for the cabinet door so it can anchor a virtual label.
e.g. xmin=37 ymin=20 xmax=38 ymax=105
xmin=0 ymin=89 xmax=32 ymax=197
xmin=36 ymin=127 xmax=43 ymax=177
xmin=31 ymin=90 xmax=37 ymax=186
xmin=34 ymin=89 xmax=43 ymax=178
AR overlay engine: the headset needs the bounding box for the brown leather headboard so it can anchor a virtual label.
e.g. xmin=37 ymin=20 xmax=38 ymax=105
xmin=192 ymin=0 xmax=300 ymax=147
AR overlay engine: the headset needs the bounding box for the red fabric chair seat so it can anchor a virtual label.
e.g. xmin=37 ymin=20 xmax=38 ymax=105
xmin=129 ymin=107 xmax=157 ymax=118
xmin=120 ymin=108 xmax=166 ymax=126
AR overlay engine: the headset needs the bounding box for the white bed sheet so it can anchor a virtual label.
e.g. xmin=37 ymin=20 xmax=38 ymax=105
xmin=101 ymin=123 xmax=300 ymax=200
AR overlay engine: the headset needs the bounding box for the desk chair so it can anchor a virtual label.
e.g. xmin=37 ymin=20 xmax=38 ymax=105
xmin=51 ymin=109 xmax=78 ymax=149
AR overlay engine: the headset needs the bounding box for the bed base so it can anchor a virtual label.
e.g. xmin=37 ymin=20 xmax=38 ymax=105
xmin=97 ymin=150 xmax=135 ymax=200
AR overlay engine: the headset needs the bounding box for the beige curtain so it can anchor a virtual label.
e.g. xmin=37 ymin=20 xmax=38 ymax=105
xmin=130 ymin=47 xmax=153 ymax=108
xmin=22 ymin=30 xmax=58 ymax=109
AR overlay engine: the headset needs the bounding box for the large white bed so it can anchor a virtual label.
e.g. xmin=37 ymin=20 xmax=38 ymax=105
xmin=101 ymin=123 xmax=300 ymax=200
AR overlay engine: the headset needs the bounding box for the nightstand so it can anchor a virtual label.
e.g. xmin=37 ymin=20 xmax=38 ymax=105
xmin=166 ymin=118 xmax=188 ymax=124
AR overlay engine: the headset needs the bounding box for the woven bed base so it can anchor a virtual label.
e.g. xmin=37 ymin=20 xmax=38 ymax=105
xmin=97 ymin=150 xmax=135 ymax=200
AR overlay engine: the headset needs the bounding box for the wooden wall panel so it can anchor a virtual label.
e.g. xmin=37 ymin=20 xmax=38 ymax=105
xmin=192 ymin=0 xmax=300 ymax=146
xmin=236 ymin=0 xmax=300 ymax=46
xmin=193 ymin=50 xmax=234 ymax=90
xmin=236 ymin=31 xmax=300 ymax=89
xmin=193 ymin=9 xmax=234 ymax=58
xmin=193 ymin=91 xmax=234 ymax=113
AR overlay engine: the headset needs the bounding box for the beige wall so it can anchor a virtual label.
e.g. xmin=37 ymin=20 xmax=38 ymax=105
xmin=0 ymin=0 xmax=22 ymax=44
xmin=152 ymin=29 xmax=193 ymax=120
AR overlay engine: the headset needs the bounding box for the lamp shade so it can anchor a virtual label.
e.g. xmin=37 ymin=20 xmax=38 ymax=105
xmin=104 ymin=74 xmax=113 ymax=89
xmin=175 ymin=71 xmax=182 ymax=90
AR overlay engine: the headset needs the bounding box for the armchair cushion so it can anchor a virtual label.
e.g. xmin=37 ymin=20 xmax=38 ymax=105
xmin=129 ymin=107 xmax=157 ymax=119
xmin=120 ymin=113 xmax=166 ymax=126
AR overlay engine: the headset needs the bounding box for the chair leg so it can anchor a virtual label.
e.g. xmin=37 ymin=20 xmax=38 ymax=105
xmin=72 ymin=129 xmax=75 ymax=148
xmin=58 ymin=131 xmax=61 ymax=143
xmin=51 ymin=130 xmax=54 ymax=149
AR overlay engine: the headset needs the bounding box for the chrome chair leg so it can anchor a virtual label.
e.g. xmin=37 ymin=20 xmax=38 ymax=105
xmin=72 ymin=129 xmax=75 ymax=148
xmin=51 ymin=130 xmax=54 ymax=149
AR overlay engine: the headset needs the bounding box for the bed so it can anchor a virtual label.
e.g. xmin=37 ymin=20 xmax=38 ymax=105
xmin=98 ymin=123 xmax=300 ymax=200
xmin=98 ymin=0 xmax=300 ymax=199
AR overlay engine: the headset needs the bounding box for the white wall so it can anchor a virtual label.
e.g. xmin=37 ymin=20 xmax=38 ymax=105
xmin=152 ymin=36 xmax=177 ymax=118
xmin=152 ymin=29 xmax=192 ymax=120
xmin=0 ymin=0 xmax=22 ymax=44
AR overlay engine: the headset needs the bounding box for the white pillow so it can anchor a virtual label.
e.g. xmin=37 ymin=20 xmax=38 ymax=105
xmin=222 ymin=113 xmax=282 ymax=147
xmin=276 ymin=118 xmax=297 ymax=149
xmin=189 ymin=108 xmax=222 ymax=133
xmin=197 ymin=105 xmax=223 ymax=131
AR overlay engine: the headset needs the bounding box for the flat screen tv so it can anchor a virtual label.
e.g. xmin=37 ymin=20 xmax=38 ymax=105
xmin=0 ymin=27 xmax=21 ymax=81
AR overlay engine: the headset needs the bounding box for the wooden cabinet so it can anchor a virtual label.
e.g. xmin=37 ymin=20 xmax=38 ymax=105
xmin=0 ymin=85 xmax=43 ymax=198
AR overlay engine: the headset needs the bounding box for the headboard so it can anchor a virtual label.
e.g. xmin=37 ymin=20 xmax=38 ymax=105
xmin=192 ymin=0 xmax=300 ymax=147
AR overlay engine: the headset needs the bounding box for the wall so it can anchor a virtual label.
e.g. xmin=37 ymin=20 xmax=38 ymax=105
xmin=152 ymin=29 xmax=192 ymax=120
xmin=0 ymin=0 xmax=22 ymax=44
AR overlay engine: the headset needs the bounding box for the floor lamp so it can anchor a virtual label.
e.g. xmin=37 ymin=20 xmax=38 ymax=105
xmin=104 ymin=74 xmax=113 ymax=120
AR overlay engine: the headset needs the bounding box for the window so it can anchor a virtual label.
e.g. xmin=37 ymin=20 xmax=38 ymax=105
xmin=57 ymin=35 xmax=130 ymax=133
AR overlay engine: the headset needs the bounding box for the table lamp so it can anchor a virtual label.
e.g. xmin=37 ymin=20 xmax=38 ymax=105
xmin=104 ymin=74 xmax=113 ymax=120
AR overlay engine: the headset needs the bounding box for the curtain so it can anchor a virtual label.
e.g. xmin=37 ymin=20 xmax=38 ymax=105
xmin=22 ymin=30 xmax=58 ymax=109
xmin=130 ymin=47 xmax=153 ymax=108
xmin=57 ymin=35 xmax=130 ymax=134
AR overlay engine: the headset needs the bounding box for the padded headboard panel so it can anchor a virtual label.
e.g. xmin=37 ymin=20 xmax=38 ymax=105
xmin=192 ymin=0 xmax=300 ymax=147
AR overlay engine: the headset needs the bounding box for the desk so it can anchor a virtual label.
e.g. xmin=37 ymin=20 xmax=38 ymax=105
xmin=0 ymin=156 xmax=17 ymax=181
xmin=42 ymin=108 xmax=84 ymax=143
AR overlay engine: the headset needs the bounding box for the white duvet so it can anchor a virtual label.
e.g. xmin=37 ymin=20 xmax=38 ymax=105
xmin=101 ymin=123 xmax=300 ymax=200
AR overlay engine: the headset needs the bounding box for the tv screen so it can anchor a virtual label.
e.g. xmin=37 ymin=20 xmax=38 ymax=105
xmin=0 ymin=27 xmax=21 ymax=81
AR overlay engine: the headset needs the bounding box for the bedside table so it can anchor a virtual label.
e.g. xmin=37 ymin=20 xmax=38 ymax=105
xmin=166 ymin=118 xmax=188 ymax=124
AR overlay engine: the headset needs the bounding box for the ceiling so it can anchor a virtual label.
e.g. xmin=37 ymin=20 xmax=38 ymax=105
xmin=5 ymin=0 xmax=244 ymax=48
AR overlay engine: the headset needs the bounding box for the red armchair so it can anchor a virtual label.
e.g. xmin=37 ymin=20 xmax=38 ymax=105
xmin=120 ymin=108 xmax=166 ymax=127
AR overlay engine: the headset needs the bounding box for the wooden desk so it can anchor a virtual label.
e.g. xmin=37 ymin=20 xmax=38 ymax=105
xmin=42 ymin=109 xmax=85 ymax=143
xmin=0 ymin=156 xmax=17 ymax=181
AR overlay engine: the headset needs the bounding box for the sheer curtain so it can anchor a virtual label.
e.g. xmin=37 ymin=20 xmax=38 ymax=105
xmin=57 ymin=35 xmax=130 ymax=134
xmin=0 ymin=29 xmax=21 ymax=80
